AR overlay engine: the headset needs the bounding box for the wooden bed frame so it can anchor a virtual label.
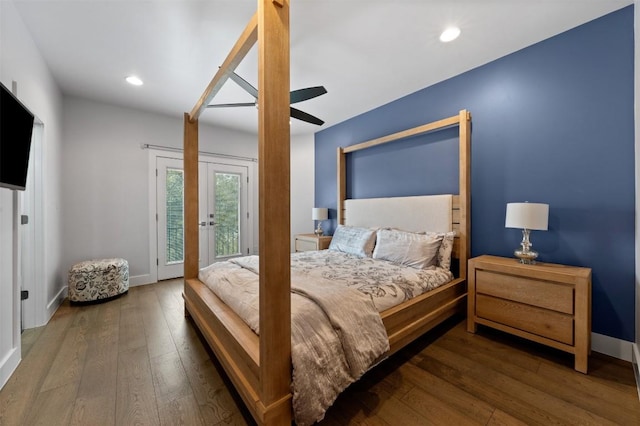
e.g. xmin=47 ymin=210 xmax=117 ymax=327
xmin=181 ymin=2 xmax=471 ymax=424
xmin=338 ymin=110 xmax=471 ymax=355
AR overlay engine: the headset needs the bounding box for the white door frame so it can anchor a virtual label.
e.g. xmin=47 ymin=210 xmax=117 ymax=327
xmin=19 ymin=121 xmax=45 ymax=330
xmin=148 ymin=149 xmax=256 ymax=283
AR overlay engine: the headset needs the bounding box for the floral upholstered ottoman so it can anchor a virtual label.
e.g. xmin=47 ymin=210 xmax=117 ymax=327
xmin=68 ymin=258 xmax=129 ymax=303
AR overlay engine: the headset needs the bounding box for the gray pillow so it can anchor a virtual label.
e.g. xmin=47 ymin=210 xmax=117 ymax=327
xmin=426 ymin=231 xmax=456 ymax=270
xmin=328 ymin=225 xmax=377 ymax=257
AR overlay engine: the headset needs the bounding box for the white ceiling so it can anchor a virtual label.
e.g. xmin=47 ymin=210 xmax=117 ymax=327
xmin=13 ymin=0 xmax=633 ymax=135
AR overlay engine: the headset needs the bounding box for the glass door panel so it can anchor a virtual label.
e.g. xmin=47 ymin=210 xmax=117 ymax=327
xmin=207 ymin=164 xmax=248 ymax=263
xmin=214 ymin=172 xmax=241 ymax=258
xmin=165 ymin=168 xmax=184 ymax=264
xmin=157 ymin=157 xmax=190 ymax=280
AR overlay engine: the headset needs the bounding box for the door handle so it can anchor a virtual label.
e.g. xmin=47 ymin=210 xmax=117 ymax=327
xmin=199 ymin=221 xmax=206 ymax=227
xmin=209 ymin=221 xmax=217 ymax=226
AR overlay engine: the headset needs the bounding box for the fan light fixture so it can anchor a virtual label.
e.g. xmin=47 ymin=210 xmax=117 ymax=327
xmin=125 ymin=75 xmax=143 ymax=86
xmin=440 ymin=27 xmax=461 ymax=42
xmin=207 ymin=71 xmax=327 ymax=125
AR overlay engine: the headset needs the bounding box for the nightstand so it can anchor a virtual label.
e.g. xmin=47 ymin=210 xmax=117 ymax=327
xmin=294 ymin=234 xmax=332 ymax=252
xmin=467 ymin=255 xmax=591 ymax=373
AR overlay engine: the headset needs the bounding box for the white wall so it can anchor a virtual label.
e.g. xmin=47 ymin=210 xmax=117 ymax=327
xmin=61 ymin=97 xmax=259 ymax=284
xmin=0 ymin=188 xmax=18 ymax=390
xmin=0 ymin=0 xmax=64 ymax=388
xmin=291 ymin=133 xmax=315 ymax=250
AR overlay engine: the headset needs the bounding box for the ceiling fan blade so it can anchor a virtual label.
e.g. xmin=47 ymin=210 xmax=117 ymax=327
xmin=229 ymin=72 xmax=258 ymax=98
xmin=290 ymin=107 xmax=324 ymax=125
xmin=206 ymin=102 xmax=256 ymax=108
xmin=290 ymin=86 xmax=327 ymax=104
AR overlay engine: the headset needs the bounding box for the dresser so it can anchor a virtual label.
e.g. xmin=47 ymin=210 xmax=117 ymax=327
xmin=467 ymin=255 xmax=591 ymax=373
xmin=294 ymin=234 xmax=332 ymax=252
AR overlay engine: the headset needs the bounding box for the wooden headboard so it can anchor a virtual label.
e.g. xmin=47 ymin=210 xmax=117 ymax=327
xmin=337 ymin=110 xmax=471 ymax=278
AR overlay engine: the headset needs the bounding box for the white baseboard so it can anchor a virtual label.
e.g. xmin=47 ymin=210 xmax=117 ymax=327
xmin=45 ymin=285 xmax=68 ymax=323
xmin=37 ymin=276 xmax=151 ymax=329
xmin=632 ymin=343 xmax=640 ymax=401
xmin=129 ymin=274 xmax=155 ymax=287
xmin=591 ymin=332 xmax=633 ymax=362
xmin=0 ymin=347 xmax=20 ymax=391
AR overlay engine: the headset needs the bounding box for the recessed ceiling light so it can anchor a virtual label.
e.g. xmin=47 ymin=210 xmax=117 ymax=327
xmin=125 ymin=75 xmax=143 ymax=86
xmin=440 ymin=27 xmax=461 ymax=43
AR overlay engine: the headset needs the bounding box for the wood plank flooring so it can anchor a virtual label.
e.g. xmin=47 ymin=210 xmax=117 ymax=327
xmin=1 ymin=279 xmax=638 ymax=425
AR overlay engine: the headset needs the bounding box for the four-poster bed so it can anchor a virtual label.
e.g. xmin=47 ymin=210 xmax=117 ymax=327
xmin=182 ymin=1 xmax=471 ymax=424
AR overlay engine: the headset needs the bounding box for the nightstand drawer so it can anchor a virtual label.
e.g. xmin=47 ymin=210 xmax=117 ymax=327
xmin=476 ymin=294 xmax=574 ymax=345
xmin=476 ymin=270 xmax=574 ymax=314
xmin=295 ymin=239 xmax=318 ymax=252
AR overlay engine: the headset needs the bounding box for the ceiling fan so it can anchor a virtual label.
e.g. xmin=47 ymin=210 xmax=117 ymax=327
xmin=207 ymin=72 xmax=327 ymax=125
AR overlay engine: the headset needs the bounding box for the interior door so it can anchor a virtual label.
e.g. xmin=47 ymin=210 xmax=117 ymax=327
xmin=157 ymin=157 xmax=249 ymax=280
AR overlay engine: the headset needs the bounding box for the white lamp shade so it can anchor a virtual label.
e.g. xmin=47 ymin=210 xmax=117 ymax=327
xmin=312 ymin=207 xmax=328 ymax=221
xmin=505 ymin=203 xmax=549 ymax=231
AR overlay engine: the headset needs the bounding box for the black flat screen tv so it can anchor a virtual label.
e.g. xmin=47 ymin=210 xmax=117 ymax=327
xmin=0 ymin=82 xmax=35 ymax=191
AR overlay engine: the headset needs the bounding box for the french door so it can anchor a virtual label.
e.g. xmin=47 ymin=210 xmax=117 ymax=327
xmin=157 ymin=157 xmax=249 ymax=280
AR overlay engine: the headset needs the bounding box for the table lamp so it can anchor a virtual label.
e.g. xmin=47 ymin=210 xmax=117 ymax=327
xmin=312 ymin=208 xmax=328 ymax=236
xmin=505 ymin=202 xmax=549 ymax=264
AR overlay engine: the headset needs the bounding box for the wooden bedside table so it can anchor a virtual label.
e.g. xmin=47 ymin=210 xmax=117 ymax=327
xmin=294 ymin=234 xmax=332 ymax=252
xmin=467 ymin=255 xmax=591 ymax=373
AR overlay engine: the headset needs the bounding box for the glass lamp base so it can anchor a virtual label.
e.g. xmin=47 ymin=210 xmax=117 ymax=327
xmin=514 ymin=248 xmax=538 ymax=264
xmin=514 ymin=228 xmax=538 ymax=264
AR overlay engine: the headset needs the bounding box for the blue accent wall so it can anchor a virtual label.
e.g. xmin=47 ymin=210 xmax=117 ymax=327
xmin=315 ymin=6 xmax=635 ymax=341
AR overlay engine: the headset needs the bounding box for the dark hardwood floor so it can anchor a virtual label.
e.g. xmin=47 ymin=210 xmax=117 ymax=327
xmin=1 ymin=279 xmax=638 ymax=425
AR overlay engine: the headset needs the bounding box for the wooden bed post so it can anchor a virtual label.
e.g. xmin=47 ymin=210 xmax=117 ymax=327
xmin=184 ymin=113 xmax=199 ymax=280
xmin=257 ymin=0 xmax=292 ymax=423
xmin=458 ymin=109 xmax=471 ymax=280
xmin=337 ymin=147 xmax=346 ymax=225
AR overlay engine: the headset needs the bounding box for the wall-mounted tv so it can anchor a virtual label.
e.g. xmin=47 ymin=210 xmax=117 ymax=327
xmin=0 ymin=82 xmax=35 ymax=191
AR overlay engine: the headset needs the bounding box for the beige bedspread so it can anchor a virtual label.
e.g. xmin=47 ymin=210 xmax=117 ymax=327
xmin=290 ymin=250 xmax=454 ymax=312
xmin=198 ymin=251 xmax=452 ymax=425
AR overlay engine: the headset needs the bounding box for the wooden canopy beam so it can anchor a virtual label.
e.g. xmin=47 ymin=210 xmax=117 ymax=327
xmin=342 ymin=114 xmax=461 ymax=154
xmin=189 ymin=13 xmax=258 ymax=121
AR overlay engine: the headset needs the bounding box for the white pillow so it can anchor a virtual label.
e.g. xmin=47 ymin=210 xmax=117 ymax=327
xmin=329 ymin=225 xmax=377 ymax=257
xmin=372 ymin=229 xmax=443 ymax=269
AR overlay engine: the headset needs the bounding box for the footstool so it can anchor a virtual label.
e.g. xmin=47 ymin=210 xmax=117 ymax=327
xmin=68 ymin=258 xmax=129 ymax=303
